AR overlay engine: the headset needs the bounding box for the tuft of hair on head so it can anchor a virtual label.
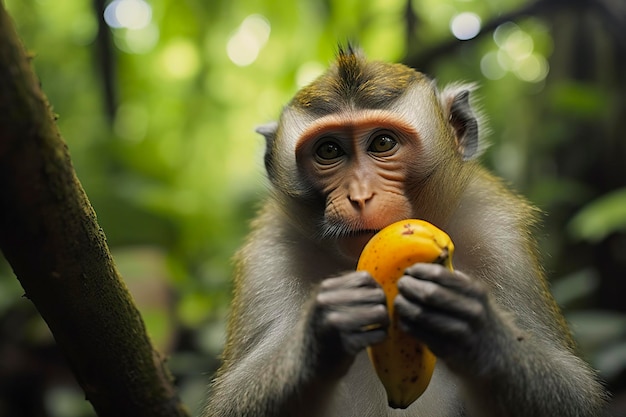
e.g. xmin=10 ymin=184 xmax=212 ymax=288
xmin=335 ymin=43 xmax=365 ymax=94
xmin=291 ymin=44 xmax=423 ymax=115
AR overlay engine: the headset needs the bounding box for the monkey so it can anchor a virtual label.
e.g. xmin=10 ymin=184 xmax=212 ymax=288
xmin=203 ymin=46 xmax=607 ymax=417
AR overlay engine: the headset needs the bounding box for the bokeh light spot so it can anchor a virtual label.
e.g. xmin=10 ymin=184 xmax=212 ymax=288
xmin=487 ymin=21 xmax=549 ymax=83
xmin=160 ymin=39 xmax=201 ymax=80
xmin=480 ymin=52 xmax=506 ymax=80
xmin=450 ymin=12 xmax=481 ymax=41
xmin=226 ymin=14 xmax=271 ymax=67
xmin=493 ymin=22 xmax=519 ymax=48
xmin=104 ymin=0 xmax=152 ymax=30
xmin=502 ymin=30 xmax=534 ymax=61
xmin=514 ymin=54 xmax=549 ymax=83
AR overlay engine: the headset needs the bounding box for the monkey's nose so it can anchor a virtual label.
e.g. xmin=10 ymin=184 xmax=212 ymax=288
xmin=348 ymin=190 xmax=374 ymax=210
xmin=347 ymin=175 xmax=375 ymax=210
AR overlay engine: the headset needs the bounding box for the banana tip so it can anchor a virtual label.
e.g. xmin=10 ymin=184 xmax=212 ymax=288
xmin=388 ymin=399 xmax=411 ymax=409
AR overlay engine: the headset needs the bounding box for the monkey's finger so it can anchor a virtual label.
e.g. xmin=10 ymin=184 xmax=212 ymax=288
xmin=324 ymin=305 xmax=389 ymax=333
xmin=342 ymin=329 xmax=388 ymax=356
xmin=317 ymin=286 xmax=386 ymax=307
xmin=395 ymin=295 xmax=474 ymax=353
xmin=321 ymin=271 xmax=381 ymax=291
xmin=396 ymin=277 xmax=486 ymax=322
xmin=404 ymin=263 xmax=484 ymax=298
xmin=396 ymin=295 xmax=471 ymax=336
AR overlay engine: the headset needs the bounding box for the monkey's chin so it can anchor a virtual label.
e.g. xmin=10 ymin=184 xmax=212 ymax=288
xmin=337 ymin=232 xmax=377 ymax=262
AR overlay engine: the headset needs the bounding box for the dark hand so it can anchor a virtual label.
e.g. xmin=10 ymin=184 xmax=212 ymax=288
xmin=394 ymin=263 xmax=510 ymax=374
xmin=313 ymin=271 xmax=389 ymax=366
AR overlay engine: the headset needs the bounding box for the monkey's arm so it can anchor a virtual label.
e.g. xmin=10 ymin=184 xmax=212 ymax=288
xmin=203 ymin=208 xmax=388 ymax=417
xmin=395 ymin=261 xmax=607 ymax=417
xmin=408 ymin=170 xmax=607 ymax=416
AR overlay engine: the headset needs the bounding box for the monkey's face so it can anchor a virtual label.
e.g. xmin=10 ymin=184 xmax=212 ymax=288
xmin=295 ymin=110 xmax=423 ymax=261
xmin=258 ymin=50 xmax=480 ymax=263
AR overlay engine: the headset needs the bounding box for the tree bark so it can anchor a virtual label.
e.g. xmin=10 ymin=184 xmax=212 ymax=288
xmin=0 ymin=4 xmax=190 ymax=417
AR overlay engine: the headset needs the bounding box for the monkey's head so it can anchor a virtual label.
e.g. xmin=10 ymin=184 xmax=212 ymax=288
xmin=257 ymin=46 xmax=482 ymax=262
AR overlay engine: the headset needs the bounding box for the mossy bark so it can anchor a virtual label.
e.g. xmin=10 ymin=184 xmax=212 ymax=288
xmin=0 ymin=4 xmax=190 ymax=417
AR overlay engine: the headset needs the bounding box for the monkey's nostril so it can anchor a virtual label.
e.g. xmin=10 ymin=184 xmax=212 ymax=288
xmin=348 ymin=193 xmax=374 ymax=210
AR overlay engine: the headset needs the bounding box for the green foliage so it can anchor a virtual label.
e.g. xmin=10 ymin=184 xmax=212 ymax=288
xmin=569 ymin=189 xmax=626 ymax=242
xmin=2 ymin=0 xmax=625 ymax=414
xmin=549 ymin=81 xmax=611 ymax=119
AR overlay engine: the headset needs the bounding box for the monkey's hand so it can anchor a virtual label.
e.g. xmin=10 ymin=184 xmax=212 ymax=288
xmin=312 ymin=271 xmax=389 ymax=374
xmin=394 ymin=263 xmax=514 ymax=376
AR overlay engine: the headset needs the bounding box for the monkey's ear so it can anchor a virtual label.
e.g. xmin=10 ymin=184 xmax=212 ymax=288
xmin=441 ymin=85 xmax=481 ymax=160
xmin=255 ymin=121 xmax=278 ymax=148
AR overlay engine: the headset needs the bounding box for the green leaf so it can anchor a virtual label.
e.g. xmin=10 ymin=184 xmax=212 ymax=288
xmin=568 ymin=188 xmax=626 ymax=242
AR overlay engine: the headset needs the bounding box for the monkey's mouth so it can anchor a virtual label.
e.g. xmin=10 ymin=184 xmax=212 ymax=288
xmin=338 ymin=229 xmax=379 ymax=261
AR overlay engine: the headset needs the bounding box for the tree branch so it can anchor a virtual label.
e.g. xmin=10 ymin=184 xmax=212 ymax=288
xmin=404 ymin=0 xmax=562 ymax=70
xmin=0 ymin=3 xmax=189 ymax=417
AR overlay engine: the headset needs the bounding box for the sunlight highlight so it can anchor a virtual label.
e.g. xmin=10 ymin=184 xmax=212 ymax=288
xmin=226 ymin=14 xmax=271 ymax=67
xmin=104 ymin=0 xmax=152 ymax=30
xmin=450 ymin=12 xmax=481 ymax=41
xmin=481 ymin=22 xmax=549 ymax=83
xmin=159 ymin=39 xmax=201 ymax=80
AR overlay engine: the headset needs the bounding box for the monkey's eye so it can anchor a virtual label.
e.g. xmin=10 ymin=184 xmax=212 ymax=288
xmin=368 ymin=134 xmax=397 ymax=153
xmin=315 ymin=141 xmax=345 ymax=161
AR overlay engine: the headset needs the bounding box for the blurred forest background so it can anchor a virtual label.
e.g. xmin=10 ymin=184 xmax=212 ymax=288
xmin=1 ymin=0 xmax=625 ymax=416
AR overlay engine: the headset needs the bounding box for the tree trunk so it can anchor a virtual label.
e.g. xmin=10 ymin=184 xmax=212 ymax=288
xmin=0 ymin=4 xmax=190 ymax=417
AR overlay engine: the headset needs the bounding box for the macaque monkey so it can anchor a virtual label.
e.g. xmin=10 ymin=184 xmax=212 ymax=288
xmin=203 ymin=46 xmax=607 ymax=417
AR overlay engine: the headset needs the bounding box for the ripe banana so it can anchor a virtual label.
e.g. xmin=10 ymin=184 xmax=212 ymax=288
xmin=356 ymin=219 xmax=455 ymax=409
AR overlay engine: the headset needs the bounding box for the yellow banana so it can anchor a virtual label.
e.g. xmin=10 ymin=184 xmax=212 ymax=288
xmin=356 ymin=219 xmax=454 ymax=409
